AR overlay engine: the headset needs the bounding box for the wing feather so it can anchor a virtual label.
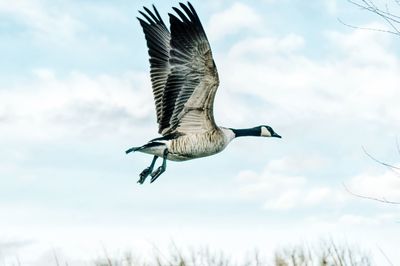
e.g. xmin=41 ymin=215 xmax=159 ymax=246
xmin=137 ymin=5 xmax=171 ymax=124
xmin=159 ymin=2 xmax=219 ymax=135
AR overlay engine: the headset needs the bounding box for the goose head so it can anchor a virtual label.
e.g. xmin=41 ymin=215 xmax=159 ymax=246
xmin=260 ymin=125 xmax=281 ymax=138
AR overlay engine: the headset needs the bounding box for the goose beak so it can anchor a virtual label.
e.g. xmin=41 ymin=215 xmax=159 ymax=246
xmin=272 ymin=132 xmax=282 ymax=138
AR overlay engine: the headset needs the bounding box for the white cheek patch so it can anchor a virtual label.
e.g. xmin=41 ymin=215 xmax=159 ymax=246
xmin=261 ymin=126 xmax=271 ymax=137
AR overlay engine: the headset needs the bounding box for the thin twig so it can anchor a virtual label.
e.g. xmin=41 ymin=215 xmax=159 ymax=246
xmin=147 ymin=240 xmax=174 ymax=266
xmin=348 ymin=0 xmax=400 ymax=21
xmin=362 ymin=146 xmax=400 ymax=171
xmin=330 ymin=239 xmax=344 ymax=266
xmin=100 ymin=244 xmax=113 ymax=266
xmin=337 ymin=18 xmax=400 ymax=36
xmin=344 ymin=0 xmax=400 ymax=36
xmin=53 ymin=248 xmax=60 ymax=266
xmin=377 ymin=245 xmax=395 ymax=266
xmin=343 ymin=183 xmax=400 ymax=204
xmin=373 ymin=6 xmax=400 ymax=34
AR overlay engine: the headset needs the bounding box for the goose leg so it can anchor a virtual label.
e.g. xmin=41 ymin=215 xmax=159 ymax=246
xmin=138 ymin=155 xmax=158 ymax=184
xmin=150 ymin=149 xmax=168 ymax=183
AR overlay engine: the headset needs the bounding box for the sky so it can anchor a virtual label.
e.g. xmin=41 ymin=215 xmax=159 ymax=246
xmin=0 ymin=0 xmax=400 ymax=265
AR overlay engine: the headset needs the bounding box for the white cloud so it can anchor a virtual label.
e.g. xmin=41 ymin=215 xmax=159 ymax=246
xmin=0 ymin=0 xmax=83 ymax=43
xmin=238 ymin=156 xmax=400 ymax=210
xmin=346 ymin=166 xmax=400 ymax=202
xmin=237 ymin=156 xmax=343 ymax=210
xmin=338 ymin=214 xmax=380 ymax=226
xmin=263 ymin=189 xmax=302 ymax=210
xmin=326 ymin=22 xmax=397 ymax=65
xmin=207 ymin=2 xmax=263 ymax=41
xmin=304 ymin=212 xmax=400 ymax=235
xmin=303 ymin=187 xmax=332 ymax=205
xmin=0 ymin=69 xmax=154 ymax=140
xmin=218 ymin=23 xmax=400 ymax=128
xmin=324 ymin=0 xmax=337 ymax=15
xmin=228 ymin=34 xmax=305 ymax=59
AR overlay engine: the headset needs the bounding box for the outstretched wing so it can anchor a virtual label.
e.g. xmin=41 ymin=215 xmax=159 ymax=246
xmin=137 ymin=5 xmax=171 ymax=125
xmin=159 ymin=2 xmax=219 ymax=135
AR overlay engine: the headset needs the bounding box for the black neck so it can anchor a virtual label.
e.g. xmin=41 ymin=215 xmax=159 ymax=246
xmin=231 ymin=127 xmax=260 ymax=138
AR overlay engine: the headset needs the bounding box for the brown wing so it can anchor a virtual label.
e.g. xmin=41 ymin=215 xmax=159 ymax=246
xmin=158 ymin=2 xmax=220 ymax=135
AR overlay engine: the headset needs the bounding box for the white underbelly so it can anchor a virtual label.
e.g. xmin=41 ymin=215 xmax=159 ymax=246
xmin=139 ymin=146 xmax=204 ymax=162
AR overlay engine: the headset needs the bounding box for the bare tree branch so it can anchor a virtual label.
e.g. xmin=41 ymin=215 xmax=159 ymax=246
xmin=344 ymin=0 xmax=400 ymax=36
xmin=362 ymin=146 xmax=400 ymax=174
xmin=349 ymin=0 xmax=400 ymax=21
xmin=338 ymin=18 xmax=400 ymax=35
xmin=343 ymin=183 xmax=400 ymax=204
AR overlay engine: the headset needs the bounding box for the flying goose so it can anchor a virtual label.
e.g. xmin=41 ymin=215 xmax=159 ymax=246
xmin=126 ymin=2 xmax=281 ymax=184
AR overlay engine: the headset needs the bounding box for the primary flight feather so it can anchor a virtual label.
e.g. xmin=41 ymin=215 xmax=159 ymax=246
xmin=126 ymin=2 xmax=281 ymax=184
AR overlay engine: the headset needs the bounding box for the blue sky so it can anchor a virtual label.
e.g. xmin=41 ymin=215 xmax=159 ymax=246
xmin=1 ymin=0 xmax=400 ymax=265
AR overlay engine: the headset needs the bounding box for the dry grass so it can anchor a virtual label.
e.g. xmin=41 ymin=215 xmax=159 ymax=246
xmin=274 ymin=240 xmax=373 ymax=266
xmin=91 ymin=240 xmax=374 ymax=266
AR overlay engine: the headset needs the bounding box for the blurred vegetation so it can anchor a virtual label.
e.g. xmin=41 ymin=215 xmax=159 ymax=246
xmin=273 ymin=240 xmax=373 ymax=266
xmin=91 ymin=240 xmax=374 ymax=266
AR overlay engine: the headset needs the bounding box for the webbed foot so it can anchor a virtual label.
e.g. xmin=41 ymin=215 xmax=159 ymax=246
xmin=150 ymin=166 xmax=165 ymax=183
xmin=137 ymin=155 xmax=158 ymax=184
xmin=137 ymin=167 xmax=152 ymax=184
xmin=150 ymin=149 xmax=168 ymax=183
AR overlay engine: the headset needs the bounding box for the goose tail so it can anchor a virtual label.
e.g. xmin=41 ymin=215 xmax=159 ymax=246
xmin=125 ymin=141 xmax=166 ymax=154
xmin=125 ymin=146 xmax=141 ymax=154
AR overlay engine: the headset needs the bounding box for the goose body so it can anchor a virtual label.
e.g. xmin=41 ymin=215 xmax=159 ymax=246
xmin=126 ymin=2 xmax=281 ymax=184
xmin=135 ymin=127 xmax=235 ymax=162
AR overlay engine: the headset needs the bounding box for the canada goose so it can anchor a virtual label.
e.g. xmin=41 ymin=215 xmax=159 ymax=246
xmin=126 ymin=2 xmax=281 ymax=184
